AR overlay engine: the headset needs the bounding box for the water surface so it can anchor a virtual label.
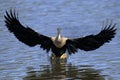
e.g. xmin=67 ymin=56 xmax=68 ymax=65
xmin=0 ymin=0 xmax=120 ymax=80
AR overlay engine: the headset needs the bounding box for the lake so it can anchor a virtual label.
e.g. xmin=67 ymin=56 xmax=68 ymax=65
xmin=0 ymin=0 xmax=120 ymax=80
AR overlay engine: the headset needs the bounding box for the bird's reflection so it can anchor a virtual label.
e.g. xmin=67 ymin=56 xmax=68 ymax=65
xmin=23 ymin=59 xmax=106 ymax=80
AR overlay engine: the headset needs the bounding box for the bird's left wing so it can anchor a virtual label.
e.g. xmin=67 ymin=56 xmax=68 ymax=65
xmin=66 ymin=21 xmax=117 ymax=54
xmin=4 ymin=10 xmax=52 ymax=52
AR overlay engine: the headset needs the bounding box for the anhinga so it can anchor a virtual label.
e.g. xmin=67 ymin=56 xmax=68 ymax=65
xmin=4 ymin=10 xmax=117 ymax=59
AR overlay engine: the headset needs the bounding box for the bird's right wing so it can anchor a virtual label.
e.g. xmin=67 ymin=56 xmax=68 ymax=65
xmin=66 ymin=21 xmax=117 ymax=55
xmin=4 ymin=10 xmax=53 ymax=52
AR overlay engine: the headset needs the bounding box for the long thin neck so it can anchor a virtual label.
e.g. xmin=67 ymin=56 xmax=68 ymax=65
xmin=56 ymin=28 xmax=61 ymax=40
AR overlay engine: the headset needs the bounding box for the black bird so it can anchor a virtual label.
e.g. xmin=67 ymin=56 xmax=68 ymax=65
xmin=4 ymin=10 xmax=116 ymax=59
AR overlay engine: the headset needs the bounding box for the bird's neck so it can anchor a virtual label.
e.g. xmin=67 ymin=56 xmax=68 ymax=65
xmin=56 ymin=32 xmax=61 ymax=41
xmin=56 ymin=28 xmax=62 ymax=41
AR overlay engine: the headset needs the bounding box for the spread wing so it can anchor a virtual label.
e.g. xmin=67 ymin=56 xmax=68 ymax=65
xmin=66 ymin=21 xmax=116 ymax=55
xmin=4 ymin=10 xmax=53 ymax=52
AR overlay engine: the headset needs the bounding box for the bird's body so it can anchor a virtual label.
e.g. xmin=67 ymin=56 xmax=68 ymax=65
xmin=51 ymin=36 xmax=67 ymax=48
xmin=51 ymin=28 xmax=67 ymax=48
xmin=4 ymin=10 xmax=117 ymax=59
xmin=51 ymin=37 xmax=66 ymax=48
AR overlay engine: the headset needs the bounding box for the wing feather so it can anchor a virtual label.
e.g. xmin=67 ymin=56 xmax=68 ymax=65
xmin=66 ymin=20 xmax=116 ymax=54
xmin=4 ymin=10 xmax=52 ymax=52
